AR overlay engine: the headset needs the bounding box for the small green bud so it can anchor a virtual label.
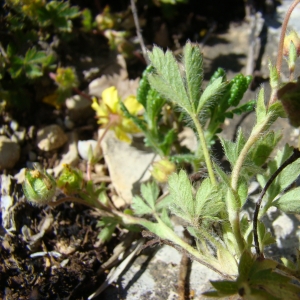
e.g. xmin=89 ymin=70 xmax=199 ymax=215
xmin=52 ymin=67 xmax=78 ymax=90
xmin=151 ymin=158 xmax=176 ymax=183
xmin=57 ymin=164 xmax=83 ymax=195
xmin=22 ymin=164 xmax=56 ymax=205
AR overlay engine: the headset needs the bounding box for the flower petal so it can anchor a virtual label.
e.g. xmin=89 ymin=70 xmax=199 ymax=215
xmin=121 ymin=118 xmax=140 ymax=133
xmin=113 ymin=126 xmax=132 ymax=143
xmin=123 ymin=95 xmax=143 ymax=114
xmin=102 ymin=86 xmax=119 ymax=112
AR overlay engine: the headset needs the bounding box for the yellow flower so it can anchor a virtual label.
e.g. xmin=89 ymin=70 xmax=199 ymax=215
xmin=91 ymin=86 xmax=143 ymax=143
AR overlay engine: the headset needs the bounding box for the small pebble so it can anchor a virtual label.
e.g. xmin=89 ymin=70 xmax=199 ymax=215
xmin=36 ymin=124 xmax=68 ymax=151
xmin=28 ymin=126 xmax=36 ymax=139
xmin=0 ymin=136 xmax=20 ymax=169
xmin=10 ymin=120 xmax=19 ymax=131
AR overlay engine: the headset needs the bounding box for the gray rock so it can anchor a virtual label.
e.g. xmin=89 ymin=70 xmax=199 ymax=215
xmin=65 ymin=95 xmax=94 ymax=122
xmin=0 ymin=136 xmax=20 ymax=169
xmin=100 ymin=130 xmax=158 ymax=207
xmin=36 ymin=125 xmax=68 ymax=151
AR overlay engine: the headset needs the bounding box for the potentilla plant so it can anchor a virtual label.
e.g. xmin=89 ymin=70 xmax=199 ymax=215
xmin=21 ymin=1 xmax=300 ymax=298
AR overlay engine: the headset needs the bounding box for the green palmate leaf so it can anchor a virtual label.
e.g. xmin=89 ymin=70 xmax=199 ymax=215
xmin=289 ymin=41 xmax=297 ymax=70
xmin=132 ymin=182 xmax=160 ymax=215
xmin=9 ymin=48 xmax=51 ymax=79
xmin=237 ymin=250 xmax=254 ymax=283
xmin=141 ymin=181 xmax=159 ymax=210
xmin=137 ymin=65 xmax=153 ymax=107
xmin=97 ymin=224 xmax=116 ymax=243
xmin=240 ymin=214 xmax=253 ymax=247
xmin=81 ymin=8 xmax=93 ymax=31
xmin=147 ymin=47 xmax=191 ymax=112
xmin=183 ymin=42 xmax=203 ymax=111
xmin=257 ymin=144 xmax=294 ymax=201
xmin=170 ymin=154 xmax=198 ymax=164
xmin=156 ymin=194 xmax=172 ymax=211
xmin=209 ymin=280 xmax=238 ymax=296
xmin=250 ymin=269 xmax=300 ymax=300
xmin=268 ymin=101 xmax=286 ymax=124
xmin=268 ymin=60 xmax=279 ymax=90
xmin=220 ymin=128 xmax=246 ymax=168
xmin=277 ymin=77 xmax=300 ymax=127
xmin=168 ymin=170 xmax=194 ymax=222
xmin=195 ymin=178 xmax=224 ymax=220
xmin=197 ymin=77 xmax=223 ymax=114
xmin=249 ymin=258 xmax=277 ymax=276
xmin=213 ymin=162 xmax=230 ymax=187
xmin=281 ymin=257 xmax=297 ymax=270
xmin=97 ymin=217 xmax=118 ymax=243
xmin=9 ymin=56 xmax=24 ymax=78
xmin=217 ymin=247 xmax=238 ymax=275
xmin=228 ymin=100 xmax=256 ymax=116
xmin=25 ymin=64 xmax=43 ymax=78
xmin=245 ymin=289 xmax=281 ymax=300
xmin=257 ymin=221 xmax=276 ymax=251
xmin=256 ymin=87 xmax=267 ymax=124
xmin=146 ymin=89 xmax=166 ymax=130
xmin=220 ymin=138 xmax=235 ymax=167
xmin=37 ymin=1 xmax=79 ymax=32
xmin=159 ymin=129 xmax=176 ymax=156
xmin=132 ymin=195 xmax=153 ymax=215
xmin=273 ymin=186 xmax=300 ymax=213
xmin=262 ymin=155 xmax=300 ymax=203
xmin=160 ymin=208 xmax=173 ymax=228
xmin=24 ymin=48 xmax=47 ymax=64
xmin=250 ymin=131 xmax=282 ymax=167
xmin=276 ymin=157 xmax=300 ymax=191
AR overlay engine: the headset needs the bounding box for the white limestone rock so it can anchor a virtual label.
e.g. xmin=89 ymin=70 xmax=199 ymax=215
xmin=36 ymin=125 xmax=68 ymax=151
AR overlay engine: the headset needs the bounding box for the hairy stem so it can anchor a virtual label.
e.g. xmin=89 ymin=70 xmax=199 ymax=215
xmin=231 ymin=120 xmax=268 ymax=191
xmin=191 ymin=115 xmax=216 ymax=185
xmin=229 ymin=116 xmax=271 ymax=255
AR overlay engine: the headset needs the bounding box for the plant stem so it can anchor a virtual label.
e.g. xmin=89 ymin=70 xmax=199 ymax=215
xmin=231 ymin=121 xmax=268 ymax=191
xmin=226 ymin=190 xmax=245 ymax=255
xmin=229 ymin=117 xmax=271 ymax=254
xmin=191 ymin=115 xmax=216 ymax=185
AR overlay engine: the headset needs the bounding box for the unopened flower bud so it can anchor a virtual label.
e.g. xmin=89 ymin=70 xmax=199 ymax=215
xmin=22 ymin=164 xmax=56 ymax=205
xmin=151 ymin=159 xmax=176 ymax=183
xmin=57 ymin=164 xmax=83 ymax=195
xmin=283 ymin=31 xmax=300 ymax=57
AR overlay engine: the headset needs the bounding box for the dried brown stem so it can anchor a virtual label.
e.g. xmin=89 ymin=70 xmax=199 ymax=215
xmin=130 ymin=0 xmax=149 ymax=64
